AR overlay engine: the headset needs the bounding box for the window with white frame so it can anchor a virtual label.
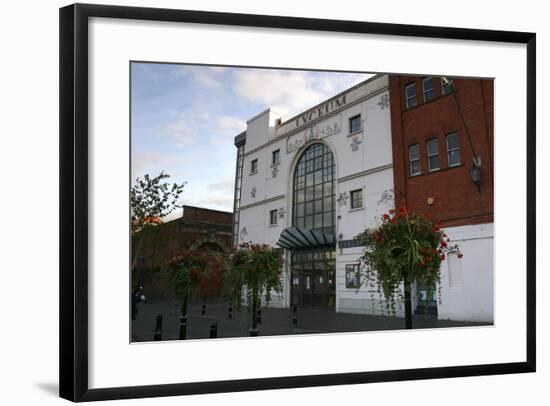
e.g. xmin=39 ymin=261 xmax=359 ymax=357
xmin=250 ymin=158 xmax=258 ymax=174
xmin=446 ymin=132 xmax=462 ymax=167
xmin=349 ymin=114 xmax=361 ymax=134
xmin=426 ymin=138 xmax=440 ymax=172
xmin=269 ymin=209 xmax=278 ymax=225
xmin=422 ymin=76 xmax=435 ymax=102
xmin=408 ymin=143 xmax=421 ymax=176
xmin=350 ymin=189 xmax=363 ymax=209
xmin=272 ymin=149 xmax=280 ymax=165
xmin=405 ymin=83 xmax=417 ymax=108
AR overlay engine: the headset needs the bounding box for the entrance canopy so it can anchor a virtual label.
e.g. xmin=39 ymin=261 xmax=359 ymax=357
xmin=276 ymin=226 xmax=335 ymax=250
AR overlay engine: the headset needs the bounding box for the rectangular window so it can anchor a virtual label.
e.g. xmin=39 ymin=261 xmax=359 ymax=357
xmin=408 ymin=143 xmax=421 ymax=176
xmin=250 ymin=158 xmax=258 ymax=174
xmin=441 ymin=77 xmax=453 ymax=95
xmin=446 ymin=132 xmax=462 ymax=167
xmin=350 ymin=189 xmax=363 ymax=209
xmin=405 ymin=83 xmax=417 ymax=108
xmin=349 ymin=114 xmax=361 ymax=134
xmin=422 ymin=76 xmax=435 ymax=102
xmin=269 ymin=209 xmax=278 ymax=225
xmin=426 ymin=138 xmax=440 ymax=172
xmin=272 ymin=149 xmax=280 ymax=165
xmin=345 ymin=264 xmax=360 ymax=289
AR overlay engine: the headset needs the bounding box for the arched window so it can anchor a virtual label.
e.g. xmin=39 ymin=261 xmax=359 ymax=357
xmin=292 ymin=143 xmax=335 ymax=234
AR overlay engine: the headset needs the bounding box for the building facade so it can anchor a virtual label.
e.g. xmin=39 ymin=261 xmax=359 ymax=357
xmin=133 ymin=205 xmax=233 ymax=300
xmin=233 ymin=75 xmax=396 ymax=315
xmin=232 ymin=74 xmax=494 ymax=323
xmin=388 ymin=75 xmax=494 ymax=322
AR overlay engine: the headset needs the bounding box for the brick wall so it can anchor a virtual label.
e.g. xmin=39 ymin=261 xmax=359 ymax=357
xmin=389 ymin=75 xmax=494 ymax=227
xmin=132 ymin=206 xmax=234 ymax=300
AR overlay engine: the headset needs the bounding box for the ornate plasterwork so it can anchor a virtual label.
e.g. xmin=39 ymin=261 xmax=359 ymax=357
xmin=250 ymin=187 xmax=257 ymax=198
xmin=337 ymin=192 xmax=349 ymax=206
xmin=240 ymin=227 xmax=248 ymax=238
xmin=286 ymin=117 xmax=341 ymax=153
xmin=378 ymin=94 xmax=390 ymax=109
xmin=271 ymin=163 xmax=280 ymax=178
xmin=377 ymin=189 xmax=394 ymax=205
xmin=277 ymin=207 xmax=286 ymax=219
xmin=350 ymin=136 xmax=362 ymax=152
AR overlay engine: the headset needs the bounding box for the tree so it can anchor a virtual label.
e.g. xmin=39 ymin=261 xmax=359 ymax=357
xmin=358 ymin=207 xmax=460 ymax=329
xmin=167 ymin=250 xmax=208 ymax=339
xmin=131 ymin=171 xmax=186 ymax=271
xmin=223 ymin=243 xmax=283 ymax=336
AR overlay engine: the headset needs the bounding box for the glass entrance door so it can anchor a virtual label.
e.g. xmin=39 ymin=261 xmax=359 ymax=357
xmin=291 ymin=249 xmax=335 ymax=310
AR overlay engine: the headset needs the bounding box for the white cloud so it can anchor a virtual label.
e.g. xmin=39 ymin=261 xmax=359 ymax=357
xmin=232 ymin=70 xmax=372 ymax=119
xmin=161 ymin=118 xmax=197 ymax=148
xmin=217 ymin=116 xmax=245 ymax=135
xmin=173 ymin=65 xmax=224 ymax=89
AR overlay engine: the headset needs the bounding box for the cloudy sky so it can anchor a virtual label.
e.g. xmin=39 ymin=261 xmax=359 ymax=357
xmin=131 ymin=63 xmax=372 ymax=221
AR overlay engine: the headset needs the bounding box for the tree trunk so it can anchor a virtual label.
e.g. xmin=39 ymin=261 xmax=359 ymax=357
xmin=404 ymin=278 xmax=413 ymax=329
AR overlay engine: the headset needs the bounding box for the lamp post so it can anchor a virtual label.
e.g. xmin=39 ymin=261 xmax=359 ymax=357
xmin=442 ymin=77 xmax=482 ymax=192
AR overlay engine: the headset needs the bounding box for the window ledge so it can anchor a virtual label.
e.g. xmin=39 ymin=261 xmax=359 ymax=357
xmin=268 ymin=223 xmax=278 ymax=228
xmin=250 ymin=171 xmax=258 ymax=175
xmin=348 ymin=129 xmax=363 ymax=137
xmin=348 ymin=206 xmax=365 ymax=213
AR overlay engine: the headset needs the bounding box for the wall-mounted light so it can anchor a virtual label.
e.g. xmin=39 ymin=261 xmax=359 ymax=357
xmin=469 ymin=156 xmax=482 ymax=192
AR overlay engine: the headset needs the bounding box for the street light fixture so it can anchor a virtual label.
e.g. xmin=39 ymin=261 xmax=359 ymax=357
xmin=442 ymin=76 xmax=482 ymax=192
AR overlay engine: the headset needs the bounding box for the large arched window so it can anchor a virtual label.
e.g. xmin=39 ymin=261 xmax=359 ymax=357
xmin=292 ymin=143 xmax=335 ymax=234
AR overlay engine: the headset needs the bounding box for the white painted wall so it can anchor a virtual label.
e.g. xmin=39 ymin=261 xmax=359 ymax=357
xmin=438 ymin=223 xmax=494 ymax=323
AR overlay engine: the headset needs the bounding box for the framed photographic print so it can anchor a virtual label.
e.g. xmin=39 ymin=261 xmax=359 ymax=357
xmin=59 ymin=3 xmax=536 ymax=402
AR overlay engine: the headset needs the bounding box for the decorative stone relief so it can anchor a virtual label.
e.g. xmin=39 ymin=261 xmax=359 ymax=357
xmin=377 ymin=189 xmax=394 ymax=205
xmin=250 ymin=187 xmax=257 ymax=198
xmin=286 ymin=116 xmax=341 ymax=153
xmin=277 ymin=207 xmax=286 ymax=219
xmin=271 ymin=163 xmax=280 ymax=178
xmin=350 ymin=136 xmax=362 ymax=152
xmin=337 ymin=192 xmax=349 ymax=206
xmin=240 ymin=227 xmax=248 ymax=238
xmin=378 ymin=94 xmax=390 ymax=109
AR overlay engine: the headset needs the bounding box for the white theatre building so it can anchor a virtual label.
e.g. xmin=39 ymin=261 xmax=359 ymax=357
xmin=231 ymin=73 xmax=494 ymax=323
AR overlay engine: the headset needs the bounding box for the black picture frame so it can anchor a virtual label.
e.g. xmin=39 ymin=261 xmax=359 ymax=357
xmin=59 ymin=3 xmax=536 ymax=402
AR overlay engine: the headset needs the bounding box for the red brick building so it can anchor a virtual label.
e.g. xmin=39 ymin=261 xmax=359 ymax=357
xmin=388 ymin=75 xmax=494 ymax=322
xmin=132 ymin=205 xmax=233 ymax=300
xmin=388 ymin=75 xmax=493 ymax=227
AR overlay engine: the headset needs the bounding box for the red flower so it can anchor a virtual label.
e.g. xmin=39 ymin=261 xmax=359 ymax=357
xmin=418 ymin=261 xmax=425 ymax=267
xmin=398 ymin=207 xmax=406 ymax=214
xmin=441 ymin=241 xmax=448 ymax=248
xmin=389 ymin=209 xmax=395 ymax=214
xmin=383 ymin=213 xmax=390 ymax=220
xmin=440 ymin=254 xmax=446 ymax=260
xmin=425 ymin=256 xmax=432 ymax=262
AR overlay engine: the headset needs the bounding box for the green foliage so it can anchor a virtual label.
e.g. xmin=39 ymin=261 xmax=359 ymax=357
xmin=358 ymin=207 xmax=458 ymax=313
xmin=131 ymin=171 xmax=186 ymax=233
xmin=223 ymin=243 xmax=284 ymax=309
xmin=167 ymin=250 xmax=208 ymax=299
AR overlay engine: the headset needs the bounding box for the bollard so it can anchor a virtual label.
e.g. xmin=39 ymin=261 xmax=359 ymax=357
xmin=179 ymin=294 xmax=188 ymax=340
xmin=227 ymin=303 xmax=233 ymax=320
xmin=209 ymin=322 xmax=218 ymax=338
xmin=292 ymin=305 xmax=298 ymax=326
xmin=153 ymin=314 xmax=163 ymax=341
xmin=201 ymin=296 xmax=206 ymax=315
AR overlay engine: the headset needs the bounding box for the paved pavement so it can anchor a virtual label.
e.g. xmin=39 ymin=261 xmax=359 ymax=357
xmin=131 ymin=299 xmax=491 ymax=342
